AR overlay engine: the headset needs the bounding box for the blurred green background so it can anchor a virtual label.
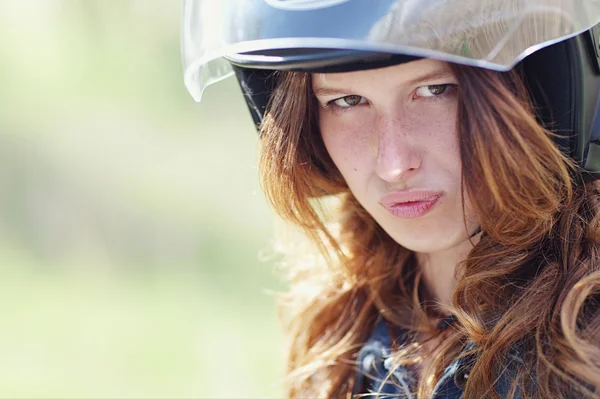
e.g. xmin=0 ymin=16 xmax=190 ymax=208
xmin=0 ymin=1 xmax=284 ymax=397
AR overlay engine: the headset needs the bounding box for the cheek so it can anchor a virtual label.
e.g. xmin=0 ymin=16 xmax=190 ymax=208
xmin=319 ymin=114 xmax=374 ymax=175
xmin=414 ymin=108 xmax=461 ymax=172
xmin=432 ymin=129 xmax=461 ymax=173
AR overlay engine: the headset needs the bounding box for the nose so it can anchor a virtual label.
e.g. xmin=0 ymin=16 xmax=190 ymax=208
xmin=375 ymin=116 xmax=422 ymax=183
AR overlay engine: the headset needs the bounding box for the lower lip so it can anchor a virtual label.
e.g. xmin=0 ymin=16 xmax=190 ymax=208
xmin=382 ymin=196 xmax=441 ymax=219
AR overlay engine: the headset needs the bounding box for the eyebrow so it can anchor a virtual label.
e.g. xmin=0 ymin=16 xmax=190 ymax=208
xmin=312 ymin=69 xmax=456 ymax=98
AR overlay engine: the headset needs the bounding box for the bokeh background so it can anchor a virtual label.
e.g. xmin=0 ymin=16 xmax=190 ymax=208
xmin=0 ymin=1 xmax=284 ymax=397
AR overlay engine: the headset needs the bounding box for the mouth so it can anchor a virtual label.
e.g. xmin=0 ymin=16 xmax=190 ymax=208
xmin=380 ymin=190 xmax=443 ymax=219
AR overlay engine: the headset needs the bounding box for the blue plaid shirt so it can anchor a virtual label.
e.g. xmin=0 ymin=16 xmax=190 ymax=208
xmin=352 ymin=317 xmax=524 ymax=398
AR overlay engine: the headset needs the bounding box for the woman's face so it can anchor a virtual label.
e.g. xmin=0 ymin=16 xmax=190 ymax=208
xmin=313 ymin=59 xmax=479 ymax=253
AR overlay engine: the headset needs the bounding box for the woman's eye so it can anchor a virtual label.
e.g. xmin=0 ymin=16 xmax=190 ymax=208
xmin=331 ymin=95 xmax=367 ymax=107
xmin=415 ymin=84 xmax=453 ymax=98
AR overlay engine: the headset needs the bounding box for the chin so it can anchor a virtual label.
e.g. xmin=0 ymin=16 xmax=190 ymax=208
xmin=386 ymin=228 xmax=470 ymax=253
xmin=395 ymin=239 xmax=455 ymax=253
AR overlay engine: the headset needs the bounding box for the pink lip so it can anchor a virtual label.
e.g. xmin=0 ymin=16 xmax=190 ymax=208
xmin=380 ymin=189 xmax=443 ymax=219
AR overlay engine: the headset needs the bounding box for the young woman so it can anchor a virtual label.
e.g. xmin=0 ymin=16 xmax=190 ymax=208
xmin=183 ymin=0 xmax=600 ymax=397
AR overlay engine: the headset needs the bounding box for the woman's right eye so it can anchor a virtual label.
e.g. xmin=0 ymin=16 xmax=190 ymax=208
xmin=329 ymin=95 xmax=368 ymax=108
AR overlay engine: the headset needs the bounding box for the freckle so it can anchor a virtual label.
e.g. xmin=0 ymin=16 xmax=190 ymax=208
xmin=354 ymin=168 xmax=359 ymax=172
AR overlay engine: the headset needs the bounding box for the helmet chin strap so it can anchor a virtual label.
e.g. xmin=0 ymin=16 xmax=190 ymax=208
xmin=436 ymin=314 xmax=458 ymax=331
xmin=469 ymin=226 xmax=482 ymax=239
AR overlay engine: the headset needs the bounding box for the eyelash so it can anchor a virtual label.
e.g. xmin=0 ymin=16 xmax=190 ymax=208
xmin=323 ymin=84 xmax=458 ymax=113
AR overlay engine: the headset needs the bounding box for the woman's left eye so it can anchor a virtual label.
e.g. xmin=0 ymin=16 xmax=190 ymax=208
xmin=415 ymin=84 xmax=455 ymax=98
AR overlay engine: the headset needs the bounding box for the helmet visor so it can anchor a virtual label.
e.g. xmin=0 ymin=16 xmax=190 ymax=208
xmin=182 ymin=0 xmax=600 ymax=101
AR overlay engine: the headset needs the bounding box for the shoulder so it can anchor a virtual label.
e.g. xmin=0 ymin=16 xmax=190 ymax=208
xmin=353 ymin=318 xmax=532 ymax=399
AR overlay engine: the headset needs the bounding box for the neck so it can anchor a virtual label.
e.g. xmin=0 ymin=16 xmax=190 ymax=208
xmin=416 ymin=232 xmax=481 ymax=313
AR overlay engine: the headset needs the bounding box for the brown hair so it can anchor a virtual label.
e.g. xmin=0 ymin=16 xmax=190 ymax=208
xmin=258 ymin=65 xmax=600 ymax=398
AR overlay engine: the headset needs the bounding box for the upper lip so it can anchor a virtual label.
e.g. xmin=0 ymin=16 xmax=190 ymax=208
xmin=380 ymin=189 xmax=443 ymax=206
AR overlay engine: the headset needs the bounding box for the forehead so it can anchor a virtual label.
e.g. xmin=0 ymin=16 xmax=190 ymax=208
xmin=311 ymin=59 xmax=453 ymax=89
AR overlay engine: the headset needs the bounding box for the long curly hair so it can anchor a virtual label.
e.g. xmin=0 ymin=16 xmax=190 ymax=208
xmin=258 ymin=64 xmax=600 ymax=398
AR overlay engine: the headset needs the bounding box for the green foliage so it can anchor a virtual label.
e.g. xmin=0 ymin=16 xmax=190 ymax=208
xmin=0 ymin=1 xmax=284 ymax=397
